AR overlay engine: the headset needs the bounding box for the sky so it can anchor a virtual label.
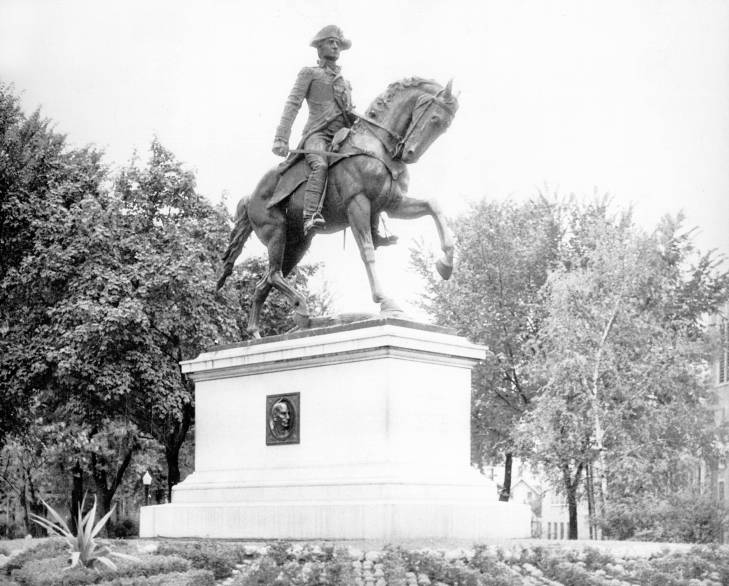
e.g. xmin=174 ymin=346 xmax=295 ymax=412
xmin=1 ymin=0 xmax=728 ymax=317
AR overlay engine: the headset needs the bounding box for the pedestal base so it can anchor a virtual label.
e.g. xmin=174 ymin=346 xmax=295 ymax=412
xmin=139 ymin=319 xmax=531 ymax=540
xmin=141 ymin=500 xmax=529 ymax=540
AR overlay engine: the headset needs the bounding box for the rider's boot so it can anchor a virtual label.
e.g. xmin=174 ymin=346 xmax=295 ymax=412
xmin=373 ymin=228 xmax=399 ymax=248
xmin=371 ymin=214 xmax=398 ymax=248
xmin=303 ymin=163 xmax=327 ymax=236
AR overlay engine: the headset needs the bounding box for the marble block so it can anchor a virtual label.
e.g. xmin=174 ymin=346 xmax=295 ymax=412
xmin=139 ymin=318 xmax=531 ymax=540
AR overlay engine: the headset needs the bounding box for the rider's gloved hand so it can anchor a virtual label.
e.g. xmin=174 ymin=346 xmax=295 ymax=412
xmin=272 ymin=138 xmax=289 ymax=157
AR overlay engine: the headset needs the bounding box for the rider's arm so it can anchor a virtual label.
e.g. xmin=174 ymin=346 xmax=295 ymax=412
xmin=275 ymin=67 xmax=312 ymax=143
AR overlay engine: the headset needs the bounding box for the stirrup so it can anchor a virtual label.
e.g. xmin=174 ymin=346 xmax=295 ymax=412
xmin=303 ymin=214 xmax=325 ymax=236
xmin=373 ymin=232 xmax=399 ymax=248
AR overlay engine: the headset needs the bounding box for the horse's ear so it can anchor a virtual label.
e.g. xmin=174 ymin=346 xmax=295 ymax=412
xmin=443 ymin=79 xmax=453 ymax=98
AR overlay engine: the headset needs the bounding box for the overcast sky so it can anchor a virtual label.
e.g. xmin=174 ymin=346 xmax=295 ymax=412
xmin=1 ymin=0 xmax=727 ymax=316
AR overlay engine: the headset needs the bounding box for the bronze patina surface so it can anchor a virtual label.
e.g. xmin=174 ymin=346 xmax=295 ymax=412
xmin=217 ymin=28 xmax=459 ymax=339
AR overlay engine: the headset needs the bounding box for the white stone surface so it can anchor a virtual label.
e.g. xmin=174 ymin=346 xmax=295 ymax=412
xmin=140 ymin=319 xmax=532 ymax=540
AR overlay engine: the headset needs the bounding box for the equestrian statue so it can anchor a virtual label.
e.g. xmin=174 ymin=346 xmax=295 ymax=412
xmin=217 ymin=25 xmax=459 ymax=338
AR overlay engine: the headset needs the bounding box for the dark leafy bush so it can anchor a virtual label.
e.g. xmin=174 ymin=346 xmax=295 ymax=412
xmin=0 ymin=522 xmax=25 ymax=539
xmin=603 ymin=492 xmax=728 ymax=543
xmin=107 ymin=519 xmax=138 ymax=539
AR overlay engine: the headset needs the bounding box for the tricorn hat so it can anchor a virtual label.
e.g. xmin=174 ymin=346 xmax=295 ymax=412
xmin=310 ymin=25 xmax=351 ymax=50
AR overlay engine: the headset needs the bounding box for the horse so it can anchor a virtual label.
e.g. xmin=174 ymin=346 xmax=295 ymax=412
xmin=217 ymin=77 xmax=459 ymax=338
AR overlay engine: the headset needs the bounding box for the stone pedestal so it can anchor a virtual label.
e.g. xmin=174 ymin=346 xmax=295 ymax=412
xmin=139 ymin=318 xmax=531 ymax=540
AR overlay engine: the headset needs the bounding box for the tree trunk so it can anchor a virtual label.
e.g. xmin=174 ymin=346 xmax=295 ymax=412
xmin=585 ymin=461 xmax=597 ymax=540
xmin=499 ymin=452 xmax=513 ymax=501
xmin=164 ymin=401 xmax=193 ymax=502
xmin=566 ymin=485 xmax=578 ymax=540
xmin=562 ymin=462 xmax=585 ymax=540
xmin=91 ymin=446 xmax=135 ymax=535
xmin=70 ymin=460 xmax=83 ymax=533
xmin=23 ymin=466 xmax=45 ymax=537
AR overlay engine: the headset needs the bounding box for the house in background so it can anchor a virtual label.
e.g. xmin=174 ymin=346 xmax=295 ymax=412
xmin=483 ymin=461 xmax=591 ymax=539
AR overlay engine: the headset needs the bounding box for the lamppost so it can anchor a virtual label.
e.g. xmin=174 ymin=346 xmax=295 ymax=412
xmin=142 ymin=471 xmax=152 ymax=506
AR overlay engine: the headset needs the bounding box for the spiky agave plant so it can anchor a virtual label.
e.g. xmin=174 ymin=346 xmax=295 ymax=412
xmin=30 ymin=494 xmax=137 ymax=570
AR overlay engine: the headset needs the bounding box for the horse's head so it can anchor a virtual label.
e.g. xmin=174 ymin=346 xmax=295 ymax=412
xmin=398 ymin=80 xmax=458 ymax=163
xmin=364 ymin=78 xmax=459 ymax=163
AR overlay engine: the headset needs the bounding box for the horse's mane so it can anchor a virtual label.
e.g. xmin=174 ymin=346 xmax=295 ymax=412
xmin=365 ymin=77 xmax=454 ymax=119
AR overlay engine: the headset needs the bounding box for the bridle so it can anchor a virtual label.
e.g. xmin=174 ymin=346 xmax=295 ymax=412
xmin=354 ymin=90 xmax=455 ymax=160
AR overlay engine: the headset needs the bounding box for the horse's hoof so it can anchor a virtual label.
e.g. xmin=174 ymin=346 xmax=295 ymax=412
xmin=293 ymin=311 xmax=311 ymax=330
xmin=436 ymin=259 xmax=453 ymax=280
xmin=380 ymin=297 xmax=404 ymax=316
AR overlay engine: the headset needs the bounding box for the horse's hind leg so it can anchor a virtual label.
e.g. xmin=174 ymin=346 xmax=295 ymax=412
xmin=247 ymin=275 xmax=272 ymax=338
xmin=248 ymin=218 xmax=309 ymax=338
xmin=387 ymin=195 xmax=454 ymax=280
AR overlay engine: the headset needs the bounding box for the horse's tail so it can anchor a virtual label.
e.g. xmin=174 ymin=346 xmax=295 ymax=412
xmin=216 ymin=197 xmax=253 ymax=290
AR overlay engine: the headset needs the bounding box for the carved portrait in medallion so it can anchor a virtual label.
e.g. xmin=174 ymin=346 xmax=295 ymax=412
xmin=266 ymin=393 xmax=300 ymax=445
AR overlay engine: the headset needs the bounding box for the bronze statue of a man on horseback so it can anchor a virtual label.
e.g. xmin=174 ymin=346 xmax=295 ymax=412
xmin=217 ymin=25 xmax=459 ymax=338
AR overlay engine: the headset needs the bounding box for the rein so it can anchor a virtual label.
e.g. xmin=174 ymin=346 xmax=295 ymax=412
xmin=352 ymin=111 xmax=402 ymax=157
xmin=353 ymin=93 xmax=451 ymax=160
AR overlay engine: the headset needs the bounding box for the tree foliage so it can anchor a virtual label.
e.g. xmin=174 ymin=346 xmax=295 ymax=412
xmin=0 ymin=83 xmax=323 ymax=533
xmin=411 ymin=197 xmax=561 ymax=498
xmin=413 ymin=195 xmax=729 ymax=539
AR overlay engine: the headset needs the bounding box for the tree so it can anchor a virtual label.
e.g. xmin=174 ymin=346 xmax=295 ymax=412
xmin=0 ymin=82 xmax=107 ymax=448
xmin=411 ymin=197 xmax=560 ymax=500
xmin=113 ymin=140 xmax=326 ymax=498
xmin=0 ymin=86 xmax=326 ymax=526
xmin=518 ymin=200 xmax=729 ymax=538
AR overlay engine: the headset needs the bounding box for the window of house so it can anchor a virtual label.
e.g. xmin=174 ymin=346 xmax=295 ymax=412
xmin=547 ymin=522 xmax=551 ymax=539
xmin=560 ymin=522 xmax=565 ymax=539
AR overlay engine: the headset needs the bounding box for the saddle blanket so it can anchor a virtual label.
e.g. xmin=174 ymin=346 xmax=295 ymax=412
xmin=267 ymin=158 xmax=310 ymax=209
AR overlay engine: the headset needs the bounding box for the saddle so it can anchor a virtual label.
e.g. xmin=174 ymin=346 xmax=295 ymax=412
xmin=267 ymin=128 xmax=351 ymax=209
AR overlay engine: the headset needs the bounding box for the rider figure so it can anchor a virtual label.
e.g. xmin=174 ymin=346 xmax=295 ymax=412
xmin=272 ymin=25 xmax=398 ymax=246
xmin=272 ymin=25 xmax=353 ymax=236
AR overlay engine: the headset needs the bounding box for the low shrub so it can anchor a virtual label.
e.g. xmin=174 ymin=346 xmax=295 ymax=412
xmin=630 ymin=545 xmax=729 ymax=585
xmin=235 ymin=548 xmax=354 ymax=586
xmin=11 ymin=555 xmax=104 ymax=585
xmin=97 ymin=568 xmax=215 ymax=586
xmin=156 ymin=542 xmax=236 ymax=579
xmin=3 ymin=539 xmax=67 ymax=575
xmin=467 ymin=546 xmax=523 ymax=586
xmin=11 ymin=554 xmax=191 ymax=586
xmin=396 ymin=548 xmax=488 ymax=585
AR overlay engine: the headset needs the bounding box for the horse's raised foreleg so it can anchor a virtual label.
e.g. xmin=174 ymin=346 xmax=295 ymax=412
xmin=347 ymin=194 xmax=402 ymax=314
xmin=387 ymin=196 xmax=454 ymax=280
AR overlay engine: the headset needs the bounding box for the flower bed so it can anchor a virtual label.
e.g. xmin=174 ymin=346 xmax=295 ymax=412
xmin=2 ymin=538 xmax=729 ymax=586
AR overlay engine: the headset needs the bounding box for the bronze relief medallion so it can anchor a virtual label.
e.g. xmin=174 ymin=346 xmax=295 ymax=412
xmin=266 ymin=392 xmax=300 ymax=445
